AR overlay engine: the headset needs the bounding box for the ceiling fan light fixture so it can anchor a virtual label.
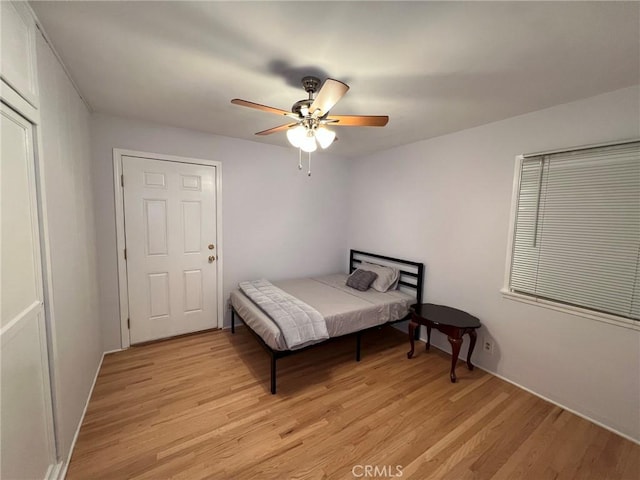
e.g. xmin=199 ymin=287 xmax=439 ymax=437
xmin=231 ymin=75 xmax=389 ymax=169
xmin=315 ymin=126 xmax=336 ymax=149
xmin=299 ymin=131 xmax=318 ymax=153
xmin=286 ymin=124 xmax=306 ymax=148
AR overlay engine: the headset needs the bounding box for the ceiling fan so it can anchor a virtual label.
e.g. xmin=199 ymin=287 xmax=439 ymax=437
xmin=231 ymin=76 xmax=389 ymax=153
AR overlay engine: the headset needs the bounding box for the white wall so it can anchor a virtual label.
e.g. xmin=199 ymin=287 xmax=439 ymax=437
xmin=36 ymin=33 xmax=103 ymax=459
xmin=90 ymin=114 xmax=351 ymax=351
xmin=348 ymin=85 xmax=640 ymax=441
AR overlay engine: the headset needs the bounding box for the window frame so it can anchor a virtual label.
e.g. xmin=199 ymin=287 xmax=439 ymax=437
xmin=502 ymin=140 xmax=640 ymax=331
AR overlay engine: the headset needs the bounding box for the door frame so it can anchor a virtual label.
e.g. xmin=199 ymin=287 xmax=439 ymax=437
xmin=113 ymin=148 xmax=223 ymax=349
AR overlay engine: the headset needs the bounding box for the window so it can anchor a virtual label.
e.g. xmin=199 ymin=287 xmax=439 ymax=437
xmin=505 ymin=140 xmax=640 ymax=323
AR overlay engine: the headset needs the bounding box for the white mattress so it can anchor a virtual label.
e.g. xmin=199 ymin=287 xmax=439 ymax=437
xmin=230 ymin=273 xmax=413 ymax=351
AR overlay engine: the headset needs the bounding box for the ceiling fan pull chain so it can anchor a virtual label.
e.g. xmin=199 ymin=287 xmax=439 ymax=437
xmin=308 ymin=152 xmax=312 ymax=177
xmin=298 ymin=148 xmax=302 ymax=170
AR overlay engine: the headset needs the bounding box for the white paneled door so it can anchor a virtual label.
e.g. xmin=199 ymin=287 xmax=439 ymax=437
xmin=123 ymin=156 xmax=218 ymax=344
xmin=1 ymin=105 xmax=56 ymax=479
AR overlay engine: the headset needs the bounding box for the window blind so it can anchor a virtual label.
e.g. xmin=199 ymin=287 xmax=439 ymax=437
xmin=509 ymin=141 xmax=640 ymax=321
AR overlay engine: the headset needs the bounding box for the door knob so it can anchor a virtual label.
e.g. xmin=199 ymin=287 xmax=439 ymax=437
xmin=208 ymin=255 xmax=216 ymax=263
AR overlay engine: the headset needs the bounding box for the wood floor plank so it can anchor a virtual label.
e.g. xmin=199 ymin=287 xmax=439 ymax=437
xmin=65 ymin=328 xmax=639 ymax=480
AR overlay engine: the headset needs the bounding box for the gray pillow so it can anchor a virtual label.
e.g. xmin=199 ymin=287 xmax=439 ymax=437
xmin=346 ymin=269 xmax=378 ymax=291
xmin=360 ymin=262 xmax=400 ymax=292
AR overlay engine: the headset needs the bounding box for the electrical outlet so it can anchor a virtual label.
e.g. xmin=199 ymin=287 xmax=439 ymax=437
xmin=483 ymin=340 xmax=494 ymax=355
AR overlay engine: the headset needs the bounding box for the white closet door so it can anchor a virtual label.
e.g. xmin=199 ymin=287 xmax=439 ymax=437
xmin=1 ymin=104 xmax=56 ymax=479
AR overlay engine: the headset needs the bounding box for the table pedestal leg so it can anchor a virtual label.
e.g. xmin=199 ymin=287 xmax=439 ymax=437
xmin=467 ymin=329 xmax=477 ymax=370
xmin=447 ymin=336 xmax=463 ymax=383
xmin=425 ymin=324 xmax=432 ymax=351
xmin=407 ymin=320 xmax=418 ymax=359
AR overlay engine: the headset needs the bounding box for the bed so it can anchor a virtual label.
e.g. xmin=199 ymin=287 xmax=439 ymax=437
xmin=230 ymin=250 xmax=425 ymax=393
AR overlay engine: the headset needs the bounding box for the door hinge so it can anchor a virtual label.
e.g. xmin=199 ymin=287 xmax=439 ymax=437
xmin=121 ymin=174 xmax=124 ymax=187
xmin=124 ymin=248 xmax=127 ymax=260
xmin=127 ymin=318 xmax=130 ymax=329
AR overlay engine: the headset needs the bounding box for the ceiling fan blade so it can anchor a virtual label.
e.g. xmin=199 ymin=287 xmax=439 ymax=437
xmin=255 ymin=123 xmax=297 ymax=136
xmin=309 ymin=79 xmax=349 ymax=116
xmin=231 ymin=98 xmax=290 ymax=116
xmin=324 ymin=115 xmax=389 ymax=127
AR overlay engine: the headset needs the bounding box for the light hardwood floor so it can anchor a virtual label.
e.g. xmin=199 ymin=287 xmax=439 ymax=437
xmin=67 ymin=327 xmax=639 ymax=479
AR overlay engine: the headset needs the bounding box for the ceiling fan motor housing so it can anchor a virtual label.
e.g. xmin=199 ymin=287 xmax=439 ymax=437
xmin=291 ymin=99 xmax=313 ymax=117
xmin=292 ymin=77 xmax=322 ymax=117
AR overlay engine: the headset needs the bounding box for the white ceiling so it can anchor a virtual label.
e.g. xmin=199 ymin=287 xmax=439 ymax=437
xmin=31 ymin=1 xmax=639 ymax=157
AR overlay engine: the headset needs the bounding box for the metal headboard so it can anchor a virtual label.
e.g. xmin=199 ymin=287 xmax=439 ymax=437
xmin=349 ymin=249 xmax=425 ymax=305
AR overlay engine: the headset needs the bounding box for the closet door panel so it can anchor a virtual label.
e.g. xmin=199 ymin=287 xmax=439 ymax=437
xmin=0 ymin=314 xmax=53 ymax=480
xmin=1 ymin=106 xmax=40 ymax=326
xmin=1 ymin=104 xmax=55 ymax=479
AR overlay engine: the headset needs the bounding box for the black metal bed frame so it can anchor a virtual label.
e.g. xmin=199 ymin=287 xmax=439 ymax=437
xmin=231 ymin=249 xmax=425 ymax=394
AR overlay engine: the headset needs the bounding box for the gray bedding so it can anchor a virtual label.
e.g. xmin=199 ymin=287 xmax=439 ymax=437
xmin=239 ymin=279 xmax=329 ymax=349
xmin=230 ymin=273 xmax=414 ymax=351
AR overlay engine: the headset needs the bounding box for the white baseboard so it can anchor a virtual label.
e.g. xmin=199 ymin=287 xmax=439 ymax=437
xmin=55 ymin=352 xmax=105 ymax=480
xmin=476 ymin=359 xmax=640 ymax=446
xmin=46 ymin=461 xmax=63 ymax=480
xmin=416 ymin=333 xmax=640 ymax=446
xmin=103 ymin=347 xmax=124 ymax=355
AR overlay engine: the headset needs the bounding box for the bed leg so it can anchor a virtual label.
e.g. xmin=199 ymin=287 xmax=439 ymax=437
xmin=270 ymin=353 xmax=277 ymax=394
xmin=231 ymin=308 xmax=235 ymax=334
xmin=356 ymin=333 xmax=362 ymax=362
